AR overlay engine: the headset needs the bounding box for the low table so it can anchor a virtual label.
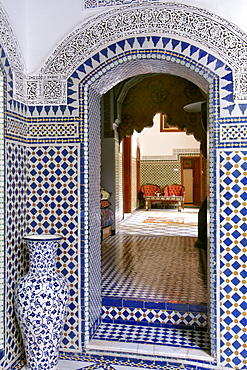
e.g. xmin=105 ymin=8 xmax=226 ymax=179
xmin=144 ymin=195 xmax=183 ymax=212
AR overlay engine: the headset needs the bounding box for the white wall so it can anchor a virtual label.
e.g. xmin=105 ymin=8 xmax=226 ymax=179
xmin=139 ymin=114 xmax=200 ymax=157
xmin=1 ymin=0 xmax=247 ymax=74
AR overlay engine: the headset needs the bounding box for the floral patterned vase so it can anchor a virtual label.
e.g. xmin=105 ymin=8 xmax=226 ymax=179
xmin=15 ymin=234 xmax=69 ymax=370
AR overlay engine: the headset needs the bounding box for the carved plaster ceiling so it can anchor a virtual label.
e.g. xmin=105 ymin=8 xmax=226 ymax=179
xmin=118 ymin=73 xmax=207 ymax=155
xmin=0 ymin=3 xmax=246 ymax=104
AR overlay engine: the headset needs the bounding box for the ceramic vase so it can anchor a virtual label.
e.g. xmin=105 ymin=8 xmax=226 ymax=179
xmin=15 ymin=234 xmax=69 ymax=370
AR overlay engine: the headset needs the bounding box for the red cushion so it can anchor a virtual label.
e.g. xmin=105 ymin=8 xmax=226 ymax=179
xmin=141 ymin=185 xmax=161 ymax=197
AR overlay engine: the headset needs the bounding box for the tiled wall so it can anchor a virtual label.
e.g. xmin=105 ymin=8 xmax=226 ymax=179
xmin=141 ymin=160 xmax=181 ymax=189
xmin=26 ymin=145 xmax=81 ymax=351
xmin=0 ymin=75 xmax=4 ymax=350
xmin=1 ymin=3 xmax=247 ymax=370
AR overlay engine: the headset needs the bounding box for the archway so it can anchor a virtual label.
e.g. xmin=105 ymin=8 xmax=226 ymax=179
xmin=25 ymin=3 xmax=247 ymax=368
xmin=79 ymin=53 xmax=216 ymax=359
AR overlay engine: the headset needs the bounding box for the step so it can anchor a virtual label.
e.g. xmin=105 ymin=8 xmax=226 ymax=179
xmin=102 ymin=298 xmax=208 ymax=330
xmin=86 ymin=322 xmax=213 ymax=363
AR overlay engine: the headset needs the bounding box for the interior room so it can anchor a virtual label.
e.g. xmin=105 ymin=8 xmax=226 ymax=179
xmin=99 ymin=73 xmax=209 ymax=358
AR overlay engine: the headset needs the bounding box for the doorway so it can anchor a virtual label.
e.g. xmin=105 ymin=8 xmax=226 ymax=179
xmin=181 ymin=156 xmax=203 ymax=206
xmin=98 ymin=102 xmax=209 ymax=359
xmin=84 ymin=44 xmax=217 ymax=362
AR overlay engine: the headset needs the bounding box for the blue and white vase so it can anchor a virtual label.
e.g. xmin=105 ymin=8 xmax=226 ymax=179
xmin=15 ymin=234 xmax=69 ymax=370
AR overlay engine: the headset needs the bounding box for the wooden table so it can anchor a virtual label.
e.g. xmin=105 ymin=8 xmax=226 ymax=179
xmin=144 ymin=195 xmax=183 ymax=212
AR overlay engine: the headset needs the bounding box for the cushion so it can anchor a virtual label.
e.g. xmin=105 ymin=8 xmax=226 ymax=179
xmin=101 ymin=188 xmax=111 ymax=200
xmin=101 ymin=200 xmax=111 ymax=209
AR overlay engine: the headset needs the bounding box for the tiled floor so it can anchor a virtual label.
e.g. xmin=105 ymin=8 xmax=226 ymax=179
xmin=102 ymin=209 xmax=207 ymax=304
xmin=119 ymin=208 xmax=199 ymax=236
xmin=92 ymin=322 xmax=210 ymax=349
xmin=91 ymin=208 xmax=210 ymax=360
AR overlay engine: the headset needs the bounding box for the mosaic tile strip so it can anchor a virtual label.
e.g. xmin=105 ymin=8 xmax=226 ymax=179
xmin=4 ymin=142 xmax=27 ymax=370
xmin=141 ymin=148 xmax=200 ymax=161
xmin=102 ymin=306 xmax=208 ymax=329
xmin=6 ymin=116 xmax=79 ymax=141
xmin=92 ymin=322 xmax=210 ymax=351
xmin=86 ymin=88 xmax=102 ymax=341
xmin=219 ymin=149 xmax=247 ymax=369
xmin=220 ymin=122 xmax=247 ymax=143
xmin=0 ymin=76 xmax=4 ymax=350
xmin=6 ymin=117 xmax=29 ymax=138
xmin=28 ymin=121 xmax=78 ymax=138
xmin=26 ymin=145 xmax=80 ymax=352
xmin=58 ymin=352 xmax=220 ymax=370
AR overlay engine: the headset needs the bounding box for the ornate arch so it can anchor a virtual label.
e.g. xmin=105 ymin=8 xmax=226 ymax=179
xmin=36 ymin=2 xmax=247 ymax=101
xmin=0 ymin=4 xmax=25 ymax=74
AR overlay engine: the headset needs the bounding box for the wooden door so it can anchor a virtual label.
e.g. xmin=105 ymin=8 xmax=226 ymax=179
xmin=136 ymin=147 xmax=141 ymax=202
xmin=122 ymin=136 xmax=132 ymax=213
xmin=181 ymin=156 xmax=202 ymax=206
xmin=192 ymin=157 xmax=201 ymax=205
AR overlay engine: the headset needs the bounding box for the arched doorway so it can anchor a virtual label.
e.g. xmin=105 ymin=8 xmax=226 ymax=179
xmin=99 ymin=73 xmax=208 ymax=359
xmin=28 ymin=3 xmax=247 ymax=368
xmin=81 ymin=53 xmax=216 ymax=358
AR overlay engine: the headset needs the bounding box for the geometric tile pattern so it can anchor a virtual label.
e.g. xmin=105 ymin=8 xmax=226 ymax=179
xmin=102 ymin=306 xmax=208 ymax=329
xmin=4 ymin=142 xmax=28 ymax=370
xmin=6 ymin=117 xmax=29 ymax=138
xmin=6 ymin=118 xmax=79 ymax=142
xmin=1 ymin=5 xmax=247 ymax=370
xmin=26 ymin=145 xmax=80 ymax=352
xmin=92 ymin=322 xmax=210 ymax=351
xmin=221 ymin=123 xmax=247 ymax=142
xmin=86 ymin=88 xmax=102 ymax=341
xmin=39 ymin=3 xmax=247 ymax=112
xmin=141 ymin=161 xmax=181 ymax=189
xmin=219 ymin=150 xmax=247 ymax=368
xmin=0 ymin=76 xmax=4 ymax=350
xmin=28 ymin=122 xmax=78 ymax=138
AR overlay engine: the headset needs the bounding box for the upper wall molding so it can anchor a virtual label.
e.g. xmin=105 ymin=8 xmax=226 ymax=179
xmin=0 ymin=4 xmax=25 ymax=76
xmin=42 ymin=2 xmax=247 ymax=75
xmin=0 ymin=2 xmax=247 ymax=105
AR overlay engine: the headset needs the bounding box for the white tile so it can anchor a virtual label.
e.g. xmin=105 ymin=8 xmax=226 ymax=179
xmin=58 ymin=359 xmax=93 ymax=370
xmin=187 ymin=347 xmax=214 ymax=361
xmin=86 ymin=339 xmax=138 ymax=354
xmin=154 ymin=344 xmax=188 ymax=358
xmin=137 ymin=343 xmax=155 ymax=355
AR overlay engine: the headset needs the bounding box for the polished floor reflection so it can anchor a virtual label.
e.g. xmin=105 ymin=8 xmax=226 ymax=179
xmin=102 ymin=208 xmax=207 ymax=305
xmin=102 ymin=234 xmax=207 ymax=304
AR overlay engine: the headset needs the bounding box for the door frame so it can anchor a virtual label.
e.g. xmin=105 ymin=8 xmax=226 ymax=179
xmin=180 ymin=156 xmax=202 ymax=206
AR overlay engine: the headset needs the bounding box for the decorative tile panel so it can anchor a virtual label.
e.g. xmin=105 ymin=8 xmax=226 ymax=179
xmin=85 ymin=87 xmax=102 ymax=341
xmin=4 ymin=142 xmax=27 ymax=370
xmin=220 ymin=122 xmax=247 ymax=144
xmin=219 ymin=149 xmax=247 ymax=368
xmin=102 ymin=306 xmax=208 ymax=329
xmin=0 ymin=2 xmax=246 ymax=369
xmin=141 ymin=161 xmax=181 ymax=189
xmin=26 ymin=145 xmax=81 ymax=352
xmin=28 ymin=121 xmax=78 ymax=138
